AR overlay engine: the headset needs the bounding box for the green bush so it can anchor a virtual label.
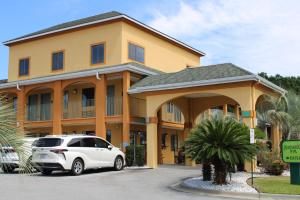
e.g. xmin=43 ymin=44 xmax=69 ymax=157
xmin=125 ymin=145 xmax=134 ymax=167
xmin=125 ymin=145 xmax=145 ymax=167
xmin=270 ymin=160 xmax=285 ymax=176
xmin=255 ymin=128 xmax=266 ymax=139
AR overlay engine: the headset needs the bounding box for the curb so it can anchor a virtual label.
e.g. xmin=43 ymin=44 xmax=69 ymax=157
xmin=170 ymin=178 xmax=300 ymax=200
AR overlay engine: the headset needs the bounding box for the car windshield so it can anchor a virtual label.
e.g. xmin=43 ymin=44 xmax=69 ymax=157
xmin=36 ymin=138 xmax=63 ymax=147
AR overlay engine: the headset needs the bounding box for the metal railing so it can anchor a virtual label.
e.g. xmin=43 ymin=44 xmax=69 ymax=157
xmin=26 ymin=103 xmax=53 ymax=121
xmin=63 ymin=99 xmax=95 ymax=119
xmin=130 ymin=97 xmax=146 ymax=117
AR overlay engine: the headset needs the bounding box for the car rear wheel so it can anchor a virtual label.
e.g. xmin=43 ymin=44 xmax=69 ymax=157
xmin=114 ymin=156 xmax=124 ymax=171
xmin=1 ymin=165 xmax=15 ymax=173
xmin=71 ymin=158 xmax=84 ymax=176
xmin=41 ymin=169 xmax=52 ymax=175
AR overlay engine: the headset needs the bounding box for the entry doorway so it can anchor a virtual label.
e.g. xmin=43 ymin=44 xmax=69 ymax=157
xmin=130 ymin=130 xmax=147 ymax=165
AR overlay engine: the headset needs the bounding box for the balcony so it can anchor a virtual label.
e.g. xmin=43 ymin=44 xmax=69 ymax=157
xmin=106 ymin=96 xmax=122 ymax=116
xmin=130 ymin=97 xmax=146 ymax=117
xmin=63 ymin=99 xmax=95 ymax=119
xmin=26 ymin=103 xmax=53 ymax=121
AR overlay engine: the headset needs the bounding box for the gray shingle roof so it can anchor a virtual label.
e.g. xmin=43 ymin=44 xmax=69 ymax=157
xmin=4 ymin=11 xmax=122 ymax=44
xmin=130 ymin=63 xmax=253 ymax=89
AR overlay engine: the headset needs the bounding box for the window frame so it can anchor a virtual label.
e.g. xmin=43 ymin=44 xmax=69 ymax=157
xmin=127 ymin=41 xmax=145 ymax=63
xmin=90 ymin=42 xmax=106 ymax=65
xmin=51 ymin=50 xmax=65 ymax=71
xmin=18 ymin=57 xmax=30 ymax=77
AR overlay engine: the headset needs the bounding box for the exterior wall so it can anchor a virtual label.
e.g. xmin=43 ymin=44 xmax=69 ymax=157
xmin=62 ymin=125 xmax=95 ymax=134
xmin=107 ymin=124 xmax=122 ymax=148
xmin=121 ymin=22 xmax=200 ymax=72
xmin=8 ymin=22 xmax=123 ymax=82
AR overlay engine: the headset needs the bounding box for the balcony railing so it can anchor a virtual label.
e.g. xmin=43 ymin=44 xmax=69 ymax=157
xmin=26 ymin=103 xmax=53 ymax=121
xmin=106 ymin=96 xmax=122 ymax=116
xmin=63 ymin=99 xmax=95 ymax=119
xmin=130 ymin=97 xmax=146 ymax=117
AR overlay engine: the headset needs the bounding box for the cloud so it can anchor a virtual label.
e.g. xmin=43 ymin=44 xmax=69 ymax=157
xmin=148 ymin=0 xmax=300 ymax=76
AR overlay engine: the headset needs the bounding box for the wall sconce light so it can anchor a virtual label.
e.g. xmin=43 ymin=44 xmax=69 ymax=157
xmin=72 ymin=89 xmax=78 ymax=94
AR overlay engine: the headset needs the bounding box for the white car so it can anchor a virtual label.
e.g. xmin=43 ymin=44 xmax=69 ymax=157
xmin=0 ymin=138 xmax=38 ymax=173
xmin=31 ymin=135 xmax=125 ymax=175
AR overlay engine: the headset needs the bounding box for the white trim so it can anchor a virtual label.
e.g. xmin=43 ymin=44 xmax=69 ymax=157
xmin=0 ymin=64 xmax=159 ymax=90
xmin=3 ymin=15 xmax=205 ymax=56
xmin=128 ymin=75 xmax=286 ymax=95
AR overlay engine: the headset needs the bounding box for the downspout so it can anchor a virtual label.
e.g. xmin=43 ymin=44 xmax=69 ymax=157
xmin=96 ymin=72 xmax=101 ymax=80
xmin=16 ymin=83 xmax=21 ymax=91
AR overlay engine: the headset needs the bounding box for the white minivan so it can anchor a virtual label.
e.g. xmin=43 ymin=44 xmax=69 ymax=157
xmin=32 ymin=135 xmax=125 ymax=175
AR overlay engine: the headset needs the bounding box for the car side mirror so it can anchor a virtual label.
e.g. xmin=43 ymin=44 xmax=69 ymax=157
xmin=108 ymin=145 xmax=113 ymax=150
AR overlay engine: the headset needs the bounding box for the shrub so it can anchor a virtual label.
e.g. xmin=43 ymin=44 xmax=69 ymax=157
xmin=255 ymin=128 xmax=267 ymax=139
xmin=260 ymin=149 xmax=285 ymax=175
xmin=270 ymin=160 xmax=285 ymax=175
xmin=125 ymin=145 xmax=145 ymax=167
xmin=202 ymin=163 xmax=212 ymax=181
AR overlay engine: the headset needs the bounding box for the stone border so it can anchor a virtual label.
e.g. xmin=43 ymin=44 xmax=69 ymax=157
xmin=169 ymin=177 xmax=300 ymax=200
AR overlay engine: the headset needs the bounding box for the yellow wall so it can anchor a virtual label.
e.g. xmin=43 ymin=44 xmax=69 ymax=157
xmin=107 ymin=124 xmax=122 ymax=148
xmin=121 ymin=22 xmax=200 ymax=72
xmin=8 ymin=22 xmax=123 ymax=82
xmin=8 ymin=21 xmax=201 ymax=82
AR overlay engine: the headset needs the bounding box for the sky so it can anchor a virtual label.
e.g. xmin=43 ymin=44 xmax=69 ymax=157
xmin=0 ymin=0 xmax=300 ymax=80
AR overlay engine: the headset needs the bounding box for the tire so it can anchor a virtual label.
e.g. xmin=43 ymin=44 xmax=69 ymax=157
xmin=41 ymin=169 xmax=52 ymax=175
xmin=1 ymin=165 xmax=15 ymax=173
xmin=114 ymin=156 xmax=124 ymax=171
xmin=71 ymin=158 xmax=84 ymax=176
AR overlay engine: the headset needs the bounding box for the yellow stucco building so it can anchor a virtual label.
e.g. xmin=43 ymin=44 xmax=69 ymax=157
xmin=0 ymin=11 xmax=285 ymax=170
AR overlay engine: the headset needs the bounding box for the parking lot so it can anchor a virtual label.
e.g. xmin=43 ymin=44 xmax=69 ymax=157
xmin=0 ymin=165 xmax=226 ymax=200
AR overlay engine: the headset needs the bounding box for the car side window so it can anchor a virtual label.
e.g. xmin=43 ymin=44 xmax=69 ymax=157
xmin=94 ymin=138 xmax=109 ymax=148
xmin=67 ymin=138 xmax=82 ymax=147
xmin=82 ymin=138 xmax=96 ymax=148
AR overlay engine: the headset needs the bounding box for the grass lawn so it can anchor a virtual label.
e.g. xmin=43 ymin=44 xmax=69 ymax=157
xmin=249 ymin=177 xmax=300 ymax=195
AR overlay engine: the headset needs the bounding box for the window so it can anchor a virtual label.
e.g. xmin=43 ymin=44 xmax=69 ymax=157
xmin=67 ymin=138 xmax=82 ymax=147
xmin=19 ymin=58 xmax=29 ymax=76
xmin=106 ymin=130 xmax=112 ymax=143
xmin=52 ymin=51 xmax=64 ymax=70
xmin=106 ymin=85 xmax=115 ymax=116
xmin=63 ymin=91 xmax=69 ymax=109
xmin=36 ymin=138 xmax=63 ymax=147
xmin=167 ymin=102 xmax=174 ymax=113
xmin=174 ymin=106 xmax=182 ymax=122
xmin=128 ymin=43 xmax=144 ymax=63
xmin=91 ymin=43 xmax=105 ymax=64
xmin=82 ymin=138 xmax=96 ymax=147
xmin=95 ymin=138 xmax=109 ymax=148
xmin=171 ymin=134 xmax=178 ymax=151
xmin=82 ymin=88 xmax=95 ymax=107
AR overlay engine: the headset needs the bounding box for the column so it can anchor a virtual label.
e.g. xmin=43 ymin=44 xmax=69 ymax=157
xmin=122 ymin=71 xmax=130 ymax=150
xmin=147 ymin=116 xmax=158 ymax=168
xmin=157 ymin=110 xmax=163 ymax=164
xmin=223 ymin=104 xmax=228 ymax=116
xmin=95 ymin=74 xmax=106 ymax=138
xmin=53 ymin=81 xmax=62 ymax=134
xmin=17 ymin=87 xmax=25 ymax=132
xmin=234 ymin=104 xmax=240 ymax=121
xmin=272 ymin=125 xmax=280 ymax=151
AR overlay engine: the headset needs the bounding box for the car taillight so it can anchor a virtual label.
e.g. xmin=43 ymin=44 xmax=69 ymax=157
xmin=50 ymin=149 xmax=68 ymax=154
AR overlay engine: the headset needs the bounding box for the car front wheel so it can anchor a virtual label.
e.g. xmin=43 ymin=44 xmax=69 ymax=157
xmin=71 ymin=158 xmax=84 ymax=176
xmin=114 ymin=156 xmax=124 ymax=171
xmin=41 ymin=169 xmax=52 ymax=175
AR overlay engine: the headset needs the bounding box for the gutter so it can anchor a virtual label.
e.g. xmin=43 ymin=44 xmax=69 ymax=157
xmin=128 ymin=75 xmax=286 ymax=95
xmin=0 ymin=63 xmax=159 ymax=90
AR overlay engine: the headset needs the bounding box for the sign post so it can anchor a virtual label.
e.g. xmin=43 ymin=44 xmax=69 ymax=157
xmin=282 ymin=140 xmax=300 ymax=185
xmin=250 ymin=128 xmax=255 ymax=186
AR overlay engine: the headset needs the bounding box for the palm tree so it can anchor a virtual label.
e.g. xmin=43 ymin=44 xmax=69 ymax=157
xmin=0 ymin=94 xmax=31 ymax=173
xmin=286 ymin=91 xmax=300 ymax=139
xmin=256 ymin=95 xmax=290 ymax=140
xmin=183 ymin=115 xmax=256 ymax=185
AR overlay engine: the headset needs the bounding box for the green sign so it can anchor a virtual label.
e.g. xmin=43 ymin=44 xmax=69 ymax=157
xmin=282 ymin=141 xmax=300 ymax=163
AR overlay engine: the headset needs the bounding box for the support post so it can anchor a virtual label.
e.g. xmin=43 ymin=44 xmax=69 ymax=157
xmin=223 ymin=104 xmax=228 ymax=116
xmin=234 ymin=104 xmax=240 ymax=121
xmin=17 ymin=87 xmax=25 ymax=133
xmin=146 ymin=117 xmax=158 ymax=168
xmin=53 ymin=81 xmax=62 ymax=134
xmin=96 ymin=74 xmax=106 ymax=138
xmin=122 ymin=71 xmax=130 ymax=150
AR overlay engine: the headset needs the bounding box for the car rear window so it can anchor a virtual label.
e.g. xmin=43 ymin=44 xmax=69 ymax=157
xmin=36 ymin=138 xmax=63 ymax=147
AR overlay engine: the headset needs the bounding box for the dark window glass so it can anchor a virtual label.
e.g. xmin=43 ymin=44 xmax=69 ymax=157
xmin=106 ymin=85 xmax=115 ymax=115
xmin=91 ymin=44 xmax=105 ymax=64
xmin=128 ymin=43 xmax=144 ymax=63
xmin=36 ymin=138 xmax=63 ymax=147
xmin=40 ymin=93 xmax=51 ymax=121
xmin=67 ymin=138 xmax=82 ymax=147
xmin=94 ymin=138 xmax=109 ymax=148
xmin=82 ymin=138 xmax=96 ymax=147
xmin=63 ymin=91 xmax=69 ymax=109
xmin=167 ymin=102 xmax=174 ymax=113
xmin=174 ymin=106 xmax=181 ymax=122
xmin=19 ymin=58 xmax=29 ymax=76
xmin=52 ymin=51 xmax=64 ymax=70
xmin=171 ymin=134 xmax=178 ymax=151
xmin=162 ymin=133 xmax=167 ymax=148
xmin=106 ymin=130 xmax=112 ymax=143
xmin=82 ymin=88 xmax=95 ymax=107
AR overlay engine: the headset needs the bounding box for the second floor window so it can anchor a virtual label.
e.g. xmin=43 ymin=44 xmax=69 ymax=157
xmin=167 ymin=102 xmax=174 ymax=113
xmin=19 ymin=58 xmax=29 ymax=76
xmin=52 ymin=51 xmax=64 ymax=70
xmin=91 ymin=43 xmax=105 ymax=64
xmin=128 ymin=43 xmax=144 ymax=63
